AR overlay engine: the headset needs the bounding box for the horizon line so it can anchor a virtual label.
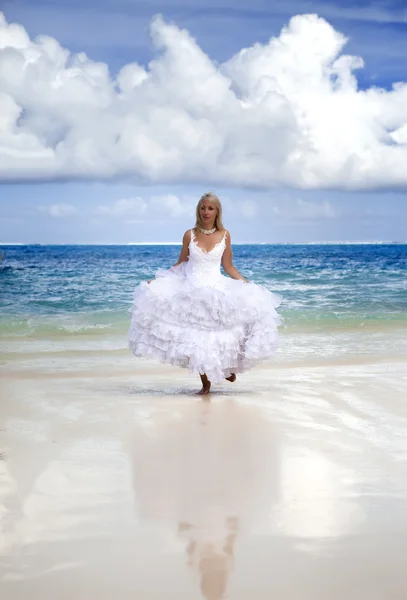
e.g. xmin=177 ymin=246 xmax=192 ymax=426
xmin=1 ymin=241 xmax=406 ymax=246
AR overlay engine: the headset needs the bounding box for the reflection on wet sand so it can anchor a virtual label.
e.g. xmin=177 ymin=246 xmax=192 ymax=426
xmin=127 ymin=400 xmax=281 ymax=599
xmin=179 ymin=518 xmax=239 ymax=600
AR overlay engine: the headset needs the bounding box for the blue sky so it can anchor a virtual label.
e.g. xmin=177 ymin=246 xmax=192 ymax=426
xmin=0 ymin=0 xmax=406 ymax=243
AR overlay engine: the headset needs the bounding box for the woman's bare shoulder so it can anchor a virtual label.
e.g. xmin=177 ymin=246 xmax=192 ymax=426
xmin=182 ymin=229 xmax=193 ymax=242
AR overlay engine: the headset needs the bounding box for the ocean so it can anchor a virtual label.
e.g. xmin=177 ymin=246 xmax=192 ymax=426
xmin=1 ymin=243 xmax=407 ymax=365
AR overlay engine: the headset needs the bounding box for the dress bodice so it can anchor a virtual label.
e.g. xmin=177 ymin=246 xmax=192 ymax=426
xmin=185 ymin=229 xmax=227 ymax=287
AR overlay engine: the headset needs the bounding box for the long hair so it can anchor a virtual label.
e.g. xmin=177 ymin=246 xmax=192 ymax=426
xmin=195 ymin=192 xmax=225 ymax=231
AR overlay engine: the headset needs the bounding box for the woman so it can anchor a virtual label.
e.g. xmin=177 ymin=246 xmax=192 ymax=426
xmin=129 ymin=192 xmax=281 ymax=395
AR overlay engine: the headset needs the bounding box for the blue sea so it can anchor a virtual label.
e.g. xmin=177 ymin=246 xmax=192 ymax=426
xmin=1 ymin=243 xmax=407 ymax=363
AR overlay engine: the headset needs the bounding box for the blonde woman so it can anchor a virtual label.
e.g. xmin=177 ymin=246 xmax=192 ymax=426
xmin=129 ymin=192 xmax=281 ymax=395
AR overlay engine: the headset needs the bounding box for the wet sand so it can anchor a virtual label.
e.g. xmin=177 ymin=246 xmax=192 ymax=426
xmin=1 ymin=355 xmax=407 ymax=599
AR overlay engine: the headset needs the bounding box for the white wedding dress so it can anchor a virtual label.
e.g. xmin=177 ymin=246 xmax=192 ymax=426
xmin=128 ymin=230 xmax=282 ymax=383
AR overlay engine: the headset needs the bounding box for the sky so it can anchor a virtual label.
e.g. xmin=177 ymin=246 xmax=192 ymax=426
xmin=0 ymin=0 xmax=406 ymax=243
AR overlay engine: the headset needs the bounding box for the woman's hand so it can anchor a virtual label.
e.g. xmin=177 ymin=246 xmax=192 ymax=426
xmin=221 ymin=231 xmax=249 ymax=283
xmin=147 ymin=279 xmax=152 ymax=284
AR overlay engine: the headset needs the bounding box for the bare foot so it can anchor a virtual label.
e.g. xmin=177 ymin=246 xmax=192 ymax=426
xmin=225 ymin=373 xmax=236 ymax=383
xmin=197 ymin=382 xmax=211 ymax=395
xmin=197 ymin=373 xmax=211 ymax=395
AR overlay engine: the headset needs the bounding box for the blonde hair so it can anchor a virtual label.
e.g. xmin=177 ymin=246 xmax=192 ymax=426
xmin=195 ymin=192 xmax=225 ymax=231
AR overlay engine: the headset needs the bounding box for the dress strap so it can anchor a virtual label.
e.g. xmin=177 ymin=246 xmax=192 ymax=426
xmin=190 ymin=228 xmax=195 ymax=242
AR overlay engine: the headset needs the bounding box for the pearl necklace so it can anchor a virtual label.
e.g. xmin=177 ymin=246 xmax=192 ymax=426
xmin=198 ymin=227 xmax=216 ymax=235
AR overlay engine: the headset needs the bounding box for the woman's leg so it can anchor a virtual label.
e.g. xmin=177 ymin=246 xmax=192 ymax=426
xmin=197 ymin=373 xmax=211 ymax=395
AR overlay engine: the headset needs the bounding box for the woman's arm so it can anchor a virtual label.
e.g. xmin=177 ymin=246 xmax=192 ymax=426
xmin=172 ymin=229 xmax=191 ymax=268
xmin=221 ymin=231 xmax=248 ymax=282
xmin=148 ymin=230 xmax=191 ymax=283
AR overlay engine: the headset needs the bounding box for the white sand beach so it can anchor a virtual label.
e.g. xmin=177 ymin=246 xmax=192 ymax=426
xmin=1 ymin=342 xmax=407 ymax=599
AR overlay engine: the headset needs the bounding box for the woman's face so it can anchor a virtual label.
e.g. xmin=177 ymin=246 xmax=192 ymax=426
xmin=199 ymin=201 xmax=217 ymax=227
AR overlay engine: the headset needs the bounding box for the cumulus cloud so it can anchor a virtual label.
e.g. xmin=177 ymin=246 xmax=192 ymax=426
xmin=271 ymin=198 xmax=336 ymax=220
xmin=37 ymin=193 xmax=259 ymax=223
xmin=97 ymin=197 xmax=148 ymax=216
xmin=37 ymin=203 xmax=78 ymax=217
xmin=0 ymin=11 xmax=407 ymax=189
xmin=238 ymin=199 xmax=259 ymax=218
xmin=151 ymin=194 xmax=192 ymax=217
xmin=96 ymin=194 xmax=191 ymax=220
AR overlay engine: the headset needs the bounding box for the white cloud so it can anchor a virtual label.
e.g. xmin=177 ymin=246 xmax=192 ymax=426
xmin=239 ymin=199 xmax=259 ymax=218
xmin=95 ymin=194 xmax=189 ymax=220
xmin=97 ymin=197 xmax=148 ymax=216
xmin=271 ymin=198 xmax=336 ymax=220
xmin=151 ymin=194 xmax=192 ymax=217
xmin=390 ymin=124 xmax=407 ymax=145
xmin=37 ymin=203 xmax=78 ymax=217
xmin=0 ymin=12 xmax=407 ymax=190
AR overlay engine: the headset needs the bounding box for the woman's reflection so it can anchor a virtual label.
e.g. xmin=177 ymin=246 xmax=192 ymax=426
xmin=178 ymin=517 xmax=239 ymax=600
xmin=127 ymin=399 xmax=280 ymax=599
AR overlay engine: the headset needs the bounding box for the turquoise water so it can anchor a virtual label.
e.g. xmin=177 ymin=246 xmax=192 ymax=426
xmin=1 ymin=244 xmax=406 ymax=345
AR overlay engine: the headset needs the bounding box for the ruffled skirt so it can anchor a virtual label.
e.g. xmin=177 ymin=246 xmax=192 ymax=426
xmin=128 ymin=263 xmax=282 ymax=383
